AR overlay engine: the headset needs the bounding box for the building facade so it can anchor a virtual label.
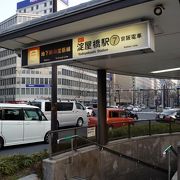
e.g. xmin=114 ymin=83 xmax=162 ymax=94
xmin=112 ymin=74 xmax=163 ymax=107
xmin=16 ymin=0 xmax=68 ymax=15
xmin=0 ymin=0 xmax=97 ymax=105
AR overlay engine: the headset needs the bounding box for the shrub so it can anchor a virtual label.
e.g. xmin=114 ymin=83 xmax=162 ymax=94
xmin=0 ymin=150 xmax=48 ymax=178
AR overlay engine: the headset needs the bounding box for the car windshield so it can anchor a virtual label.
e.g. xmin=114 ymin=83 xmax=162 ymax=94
xmin=161 ymin=110 xmax=176 ymax=115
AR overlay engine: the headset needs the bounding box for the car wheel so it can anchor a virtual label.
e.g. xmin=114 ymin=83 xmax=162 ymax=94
xmin=44 ymin=132 xmax=49 ymax=144
xmin=0 ymin=137 xmax=4 ymax=149
xmin=77 ymin=118 xmax=83 ymax=127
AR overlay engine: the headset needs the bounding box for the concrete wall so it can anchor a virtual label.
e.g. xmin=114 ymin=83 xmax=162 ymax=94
xmin=43 ymin=133 xmax=180 ymax=180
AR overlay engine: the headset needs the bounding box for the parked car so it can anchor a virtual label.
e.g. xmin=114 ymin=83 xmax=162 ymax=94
xmin=126 ymin=105 xmax=134 ymax=111
xmin=29 ymin=100 xmax=87 ymax=128
xmin=156 ymin=108 xmax=180 ymax=122
xmin=86 ymin=106 xmax=94 ymax=116
xmin=88 ymin=108 xmax=134 ymax=128
xmin=0 ymin=103 xmax=50 ymax=149
xmin=125 ymin=110 xmax=138 ymax=120
xmin=132 ymin=106 xmax=142 ymax=112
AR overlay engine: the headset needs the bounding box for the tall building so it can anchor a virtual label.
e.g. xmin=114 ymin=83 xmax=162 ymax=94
xmin=16 ymin=0 xmax=68 ymax=15
xmin=0 ymin=0 xmax=97 ymax=104
xmin=112 ymin=74 xmax=161 ymax=107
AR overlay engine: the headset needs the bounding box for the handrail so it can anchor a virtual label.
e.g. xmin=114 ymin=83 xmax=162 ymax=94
xmin=56 ymin=134 xmax=168 ymax=174
xmin=163 ymin=145 xmax=177 ymax=180
xmin=163 ymin=145 xmax=177 ymax=157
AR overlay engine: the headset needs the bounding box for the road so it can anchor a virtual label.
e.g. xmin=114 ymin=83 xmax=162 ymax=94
xmin=0 ymin=111 xmax=157 ymax=156
xmin=0 ymin=127 xmax=87 ymax=156
xmin=0 ymin=142 xmax=48 ymax=156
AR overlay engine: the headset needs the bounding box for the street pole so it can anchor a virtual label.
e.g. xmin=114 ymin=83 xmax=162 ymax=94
xmin=163 ymin=84 xmax=166 ymax=109
xmin=51 ymin=0 xmax=58 ymax=153
xmin=177 ymin=88 xmax=179 ymax=107
xmin=168 ymin=151 xmax=171 ymax=180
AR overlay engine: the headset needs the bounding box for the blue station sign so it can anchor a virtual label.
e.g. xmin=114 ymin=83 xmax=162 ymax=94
xmin=26 ymin=84 xmax=51 ymax=88
xmin=17 ymin=0 xmax=68 ymax=9
xmin=17 ymin=0 xmax=46 ymax=9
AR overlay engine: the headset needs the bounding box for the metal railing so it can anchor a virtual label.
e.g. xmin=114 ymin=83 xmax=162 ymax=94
xmin=163 ymin=145 xmax=178 ymax=180
xmin=51 ymin=134 xmax=168 ymax=175
xmin=108 ymin=119 xmax=180 ymax=140
xmin=47 ymin=119 xmax=180 ymax=157
xmin=48 ymin=126 xmax=96 ymax=158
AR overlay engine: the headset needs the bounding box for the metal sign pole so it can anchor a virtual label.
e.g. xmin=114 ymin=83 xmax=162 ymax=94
xmin=168 ymin=150 xmax=171 ymax=180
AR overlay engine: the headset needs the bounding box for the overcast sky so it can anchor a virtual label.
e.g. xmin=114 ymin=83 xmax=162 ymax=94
xmin=0 ymin=0 xmax=90 ymax=22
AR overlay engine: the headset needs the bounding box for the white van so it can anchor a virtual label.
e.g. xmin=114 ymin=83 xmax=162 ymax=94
xmin=29 ymin=100 xmax=88 ymax=128
xmin=0 ymin=103 xmax=50 ymax=149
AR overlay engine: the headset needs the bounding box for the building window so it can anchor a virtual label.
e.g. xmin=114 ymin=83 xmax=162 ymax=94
xmin=31 ymin=88 xmax=34 ymax=95
xmin=50 ymin=1 xmax=52 ymax=5
xmin=44 ymin=10 xmax=47 ymax=14
xmin=49 ymin=8 xmax=52 ymax=13
xmin=35 ymin=88 xmax=39 ymax=95
xmin=44 ymin=2 xmax=47 ymax=7
xmin=35 ymin=78 xmax=39 ymax=84
xmin=26 ymin=78 xmax=30 ymax=84
xmin=45 ymin=88 xmax=48 ymax=95
xmin=26 ymin=88 xmax=30 ymax=95
xmin=22 ymin=70 xmax=26 ymax=74
xmin=45 ymin=78 xmax=48 ymax=84
xmin=31 ymin=78 xmax=35 ymax=84
xmin=36 ymin=5 xmax=39 ymax=9
xmin=31 ymin=6 xmax=33 ymax=11
xmin=40 ymin=88 xmax=43 ymax=95
xmin=40 ymin=78 xmax=44 ymax=84
xmin=24 ymin=9 xmax=26 ymax=13
xmin=21 ymin=88 xmax=25 ymax=95
xmin=22 ymin=78 xmax=25 ymax=84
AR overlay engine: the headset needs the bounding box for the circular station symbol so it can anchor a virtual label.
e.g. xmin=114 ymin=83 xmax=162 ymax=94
xmin=110 ymin=35 xmax=120 ymax=46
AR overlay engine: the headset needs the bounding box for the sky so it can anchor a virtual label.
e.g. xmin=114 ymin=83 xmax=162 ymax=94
xmin=0 ymin=0 xmax=90 ymax=22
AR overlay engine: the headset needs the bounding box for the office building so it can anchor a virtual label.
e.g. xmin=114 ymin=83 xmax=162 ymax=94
xmin=0 ymin=0 xmax=97 ymax=104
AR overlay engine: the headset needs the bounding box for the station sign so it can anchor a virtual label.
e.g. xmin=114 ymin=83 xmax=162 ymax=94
xmin=73 ymin=21 xmax=154 ymax=59
xmin=22 ymin=21 xmax=154 ymax=68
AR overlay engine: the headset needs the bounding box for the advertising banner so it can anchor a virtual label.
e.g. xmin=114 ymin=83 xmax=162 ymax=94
xmin=22 ymin=39 xmax=72 ymax=67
